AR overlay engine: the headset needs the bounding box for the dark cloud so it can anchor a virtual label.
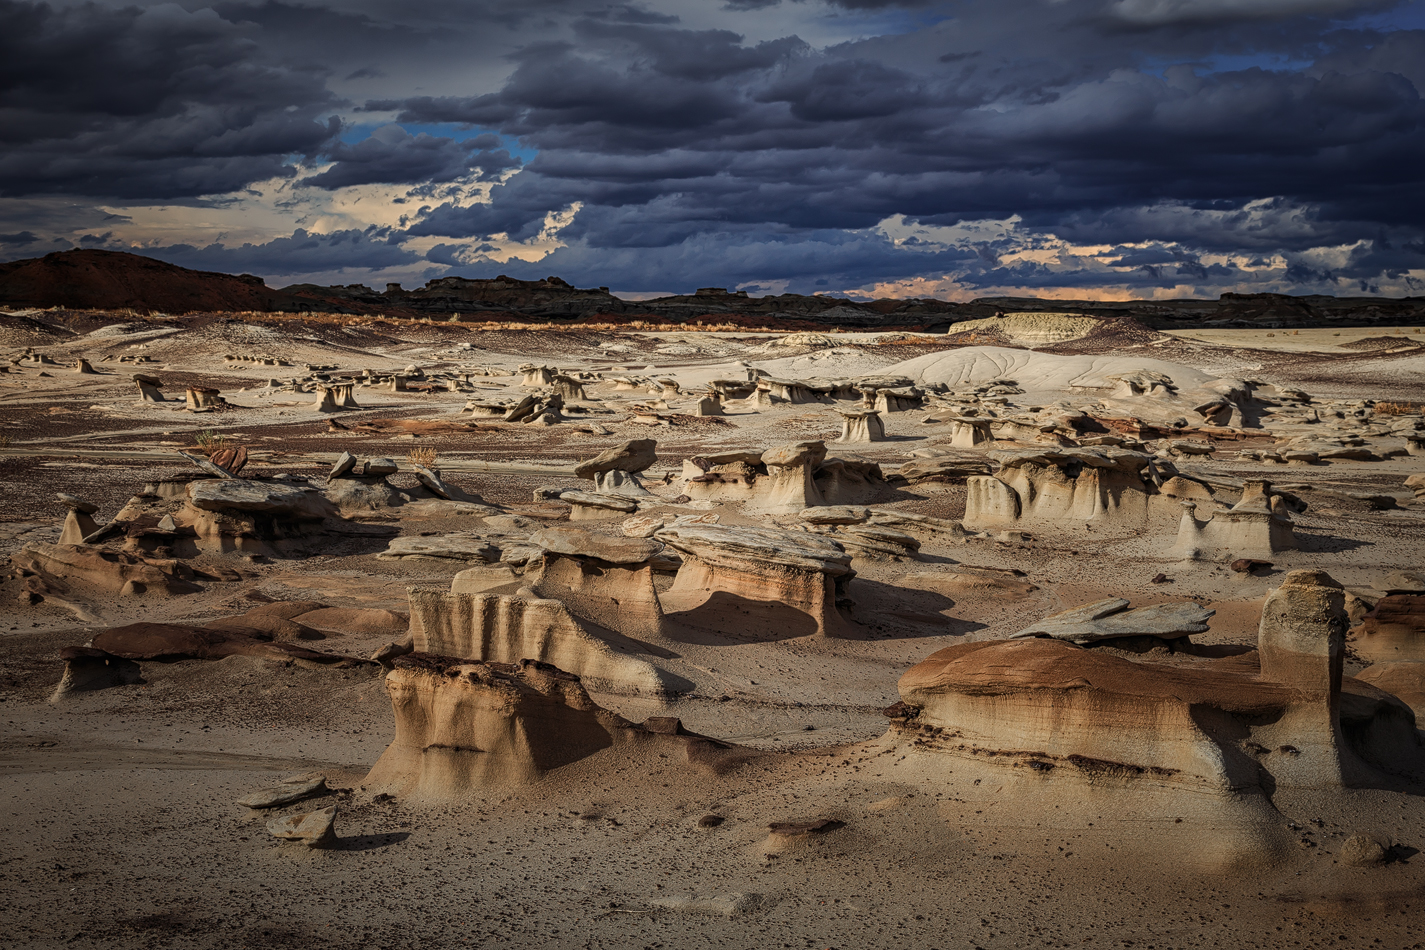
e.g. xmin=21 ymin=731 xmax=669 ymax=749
xmin=304 ymin=124 xmax=520 ymax=189
xmin=122 ymin=227 xmax=423 ymax=276
xmin=0 ymin=0 xmax=339 ymax=199
xmin=473 ymin=228 xmax=979 ymax=294
xmin=583 ymin=4 xmax=680 ymax=24
xmin=0 ymin=230 xmax=39 ymax=245
xmin=382 ymin=3 xmax=1424 ymax=294
xmin=2 ymin=0 xmax=1423 ymax=296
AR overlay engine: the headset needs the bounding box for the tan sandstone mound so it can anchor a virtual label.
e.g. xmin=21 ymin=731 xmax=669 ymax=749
xmin=1170 ymin=479 xmax=1298 ymax=561
xmin=406 ymin=582 xmax=689 ymax=695
xmin=364 ymin=657 xmax=729 ymax=798
xmin=523 ymin=525 xmax=669 ymax=641
xmin=945 ymin=312 xmax=1100 ymax=346
xmin=679 ymin=441 xmax=883 ymax=513
xmin=894 ymin=571 xmax=1421 ymax=794
xmin=656 ymin=523 xmax=858 ymax=638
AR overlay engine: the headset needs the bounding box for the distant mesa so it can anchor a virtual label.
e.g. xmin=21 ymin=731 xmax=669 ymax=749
xmin=2 ymin=248 xmax=1424 ymax=329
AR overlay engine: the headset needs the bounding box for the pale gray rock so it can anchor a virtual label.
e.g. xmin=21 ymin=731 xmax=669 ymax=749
xmin=266 ymin=805 xmax=337 ymax=848
xmin=528 ymin=525 xmax=664 ymax=564
xmin=573 ymin=439 xmax=658 ymax=478
xmin=648 ymin=892 xmax=765 ymax=917
xmin=799 ymin=506 xmax=872 ymax=525
xmin=559 ymin=490 xmax=639 ymax=513
xmin=328 ymin=451 xmax=357 ymax=482
xmin=238 ymin=776 xmax=328 ymax=809
xmin=378 ymin=536 xmax=501 ymax=561
xmin=57 ymin=493 xmax=99 ymax=514
xmin=1373 ymin=570 xmax=1425 ymax=594
xmin=593 ymin=469 xmax=654 ymax=496
xmin=828 ymin=524 xmax=921 ymax=560
xmin=895 ymin=455 xmax=996 ymax=482
xmin=187 ymin=479 xmax=334 ymax=519
xmin=657 ymin=523 xmax=853 ymax=576
xmin=1011 ymin=598 xmax=1215 ymax=644
xmin=411 ymin=464 xmax=455 ymax=500
xmin=867 ymin=509 xmax=970 ymax=538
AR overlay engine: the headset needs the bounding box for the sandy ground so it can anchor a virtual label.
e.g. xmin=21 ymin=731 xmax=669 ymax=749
xmin=2 ymin=312 xmax=1425 ymax=948
xmin=1164 ymin=326 xmax=1425 ymax=354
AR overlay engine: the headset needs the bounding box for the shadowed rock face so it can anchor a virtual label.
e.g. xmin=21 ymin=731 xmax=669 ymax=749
xmin=364 ymin=657 xmax=629 ymax=796
xmin=895 ymin=571 xmax=1421 ymax=793
xmin=364 ymin=656 xmax=735 ymax=800
xmin=657 ymin=523 xmax=858 ymax=638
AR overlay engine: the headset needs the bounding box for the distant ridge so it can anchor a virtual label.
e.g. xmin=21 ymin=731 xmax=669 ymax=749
xmin=1 ymin=248 xmax=1422 ymax=330
xmin=0 ymin=249 xmax=298 ymax=313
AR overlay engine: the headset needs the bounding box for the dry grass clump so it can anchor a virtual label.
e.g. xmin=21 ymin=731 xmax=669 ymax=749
xmin=1373 ymin=401 xmax=1424 ymax=415
xmin=407 ymin=446 xmax=439 ymax=468
xmin=195 ymin=429 xmax=228 ymax=453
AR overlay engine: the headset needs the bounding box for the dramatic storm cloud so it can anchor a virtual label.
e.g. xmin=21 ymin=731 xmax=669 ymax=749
xmin=1 ymin=0 xmax=1422 ymax=296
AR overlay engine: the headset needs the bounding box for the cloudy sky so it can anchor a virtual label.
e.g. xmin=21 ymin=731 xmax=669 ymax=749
xmin=1 ymin=0 xmax=1422 ymax=299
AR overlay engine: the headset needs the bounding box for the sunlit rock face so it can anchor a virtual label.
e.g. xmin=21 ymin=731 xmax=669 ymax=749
xmin=895 ymin=571 xmax=1421 ymax=794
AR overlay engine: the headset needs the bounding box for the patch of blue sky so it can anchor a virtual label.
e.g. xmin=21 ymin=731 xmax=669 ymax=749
xmin=815 ymin=6 xmax=952 ymax=41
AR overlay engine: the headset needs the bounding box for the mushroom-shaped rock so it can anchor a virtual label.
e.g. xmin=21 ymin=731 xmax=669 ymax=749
xmin=187 ymin=479 xmax=334 ymax=520
xmin=73 ymin=358 xmax=96 ymax=374
xmin=964 ymin=447 xmax=1161 ymax=530
xmin=520 ymin=365 xmax=556 ymax=387
xmin=56 ymin=494 xmax=100 ymax=544
xmin=524 ymin=526 xmax=668 ymax=640
xmin=895 ymin=605 xmax=1420 ymax=797
xmin=573 ymin=439 xmax=658 ymax=479
xmin=754 ymin=440 xmax=828 ymax=513
xmin=835 ymin=409 xmax=885 ymax=444
xmin=1010 ymin=598 xmax=1214 ymax=645
xmin=560 ymin=490 xmax=640 ymax=520
xmin=1169 ymin=478 xmax=1297 ymax=560
xmin=379 ymin=536 xmax=502 ymax=562
xmin=552 ymin=375 xmax=587 ymax=401
xmin=657 ymin=524 xmax=857 ymax=638
xmin=186 ymin=387 xmax=224 ymax=412
xmin=948 ymin=417 xmax=994 ymax=448
xmin=133 ymin=374 xmax=165 ymax=403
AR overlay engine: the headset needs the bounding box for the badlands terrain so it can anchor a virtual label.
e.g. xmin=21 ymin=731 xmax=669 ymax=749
xmin=3 ymin=305 xmax=1425 ymax=949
